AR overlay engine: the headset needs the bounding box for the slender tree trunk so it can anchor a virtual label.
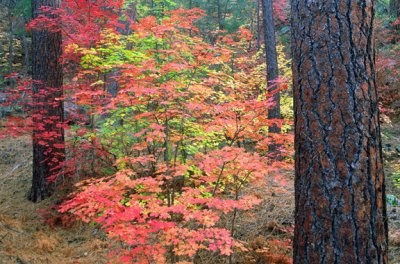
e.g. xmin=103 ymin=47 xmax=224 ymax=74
xmin=0 ymin=37 xmax=3 ymax=61
xmin=292 ymin=0 xmax=388 ymax=263
xmin=22 ymin=16 xmax=30 ymax=71
xmin=22 ymin=35 xmax=30 ymax=71
xmin=217 ymin=0 xmax=223 ymax=30
xmin=390 ymin=0 xmax=400 ymax=17
xmin=262 ymin=0 xmax=281 ymax=155
xmin=30 ymin=0 xmax=65 ymax=202
xmin=256 ymin=0 xmax=261 ymax=50
xmin=7 ymin=3 xmax=14 ymax=74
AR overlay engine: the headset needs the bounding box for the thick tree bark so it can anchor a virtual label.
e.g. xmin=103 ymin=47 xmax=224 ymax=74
xmin=262 ymin=0 xmax=281 ymax=154
xmin=30 ymin=0 xmax=65 ymax=202
xmin=292 ymin=0 xmax=388 ymax=263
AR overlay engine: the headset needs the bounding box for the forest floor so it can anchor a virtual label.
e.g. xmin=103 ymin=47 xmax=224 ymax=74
xmin=0 ymin=123 xmax=399 ymax=264
xmin=381 ymin=120 xmax=400 ymax=263
xmin=0 ymin=136 xmax=109 ymax=264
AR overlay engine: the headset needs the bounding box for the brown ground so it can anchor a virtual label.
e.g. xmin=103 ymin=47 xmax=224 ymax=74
xmin=0 ymin=136 xmax=109 ymax=264
xmin=0 ymin=124 xmax=399 ymax=263
xmin=382 ymin=122 xmax=400 ymax=263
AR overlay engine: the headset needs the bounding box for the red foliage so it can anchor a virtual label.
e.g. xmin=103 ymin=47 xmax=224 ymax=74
xmin=1 ymin=3 xmax=293 ymax=262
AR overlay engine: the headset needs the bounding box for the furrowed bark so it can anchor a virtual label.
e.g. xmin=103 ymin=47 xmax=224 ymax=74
xmin=30 ymin=0 xmax=65 ymax=202
xmin=292 ymin=0 xmax=388 ymax=263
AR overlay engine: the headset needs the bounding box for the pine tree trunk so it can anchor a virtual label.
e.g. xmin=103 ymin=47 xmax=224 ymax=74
xmin=261 ymin=0 xmax=281 ymax=155
xmin=292 ymin=0 xmax=388 ymax=262
xmin=29 ymin=0 xmax=65 ymax=202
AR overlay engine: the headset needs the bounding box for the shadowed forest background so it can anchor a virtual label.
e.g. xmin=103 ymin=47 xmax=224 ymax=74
xmin=0 ymin=0 xmax=399 ymax=263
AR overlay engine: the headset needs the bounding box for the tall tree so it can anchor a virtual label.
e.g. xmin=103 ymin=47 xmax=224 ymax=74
xmin=256 ymin=0 xmax=261 ymax=50
xmin=7 ymin=0 xmax=15 ymax=74
xmin=390 ymin=0 xmax=400 ymax=17
xmin=22 ymin=15 xmax=30 ymax=71
xmin=292 ymin=0 xmax=388 ymax=262
xmin=0 ymin=38 xmax=3 ymax=59
xmin=29 ymin=0 xmax=64 ymax=202
xmin=261 ymin=0 xmax=281 ymax=148
xmin=216 ymin=0 xmax=223 ymax=30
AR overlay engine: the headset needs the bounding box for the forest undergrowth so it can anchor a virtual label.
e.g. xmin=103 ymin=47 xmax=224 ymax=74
xmin=0 ymin=122 xmax=399 ymax=263
xmin=0 ymin=0 xmax=399 ymax=263
xmin=0 ymin=135 xmax=294 ymax=264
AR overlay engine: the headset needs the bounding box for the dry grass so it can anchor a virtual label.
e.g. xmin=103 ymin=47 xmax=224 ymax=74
xmin=0 ymin=136 xmax=110 ymax=264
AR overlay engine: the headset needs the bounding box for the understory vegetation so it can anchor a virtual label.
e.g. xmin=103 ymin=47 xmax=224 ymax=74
xmin=0 ymin=0 xmax=399 ymax=263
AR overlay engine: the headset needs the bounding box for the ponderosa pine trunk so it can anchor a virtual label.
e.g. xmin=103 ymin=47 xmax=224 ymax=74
xmin=262 ymin=0 xmax=281 ymax=154
xmin=292 ymin=0 xmax=388 ymax=263
xmin=30 ymin=0 xmax=64 ymax=202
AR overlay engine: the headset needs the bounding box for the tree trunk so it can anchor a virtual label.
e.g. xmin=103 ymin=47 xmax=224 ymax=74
xmin=30 ymin=0 xmax=65 ymax=202
xmin=7 ymin=2 xmax=14 ymax=74
xmin=22 ymin=35 xmax=30 ymax=71
xmin=292 ymin=0 xmax=388 ymax=263
xmin=256 ymin=0 xmax=261 ymax=50
xmin=217 ymin=0 xmax=223 ymax=30
xmin=23 ymin=16 xmax=30 ymax=72
xmin=390 ymin=0 xmax=400 ymax=17
xmin=0 ymin=37 xmax=3 ymax=61
xmin=261 ymin=0 xmax=281 ymax=155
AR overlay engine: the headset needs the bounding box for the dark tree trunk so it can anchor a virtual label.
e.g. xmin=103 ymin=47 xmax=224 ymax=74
xmin=7 ymin=1 xmax=14 ymax=74
xmin=390 ymin=0 xmax=400 ymax=17
xmin=29 ymin=0 xmax=65 ymax=202
xmin=0 ymin=37 xmax=3 ymax=60
xmin=117 ymin=1 xmax=137 ymax=36
xmin=262 ymin=0 xmax=280 ymax=129
xmin=262 ymin=0 xmax=281 ymax=155
xmin=22 ymin=35 xmax=30 ymax=71
xmin=292 ymin=0 xmax=388 ymax=263
xmin=216 ymin=0 xmax=223 ymax=30
xmin=23 ymin=16 xmax=30 ymax=72
xmin=256 ymin=0 xmax=261 ymax=50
